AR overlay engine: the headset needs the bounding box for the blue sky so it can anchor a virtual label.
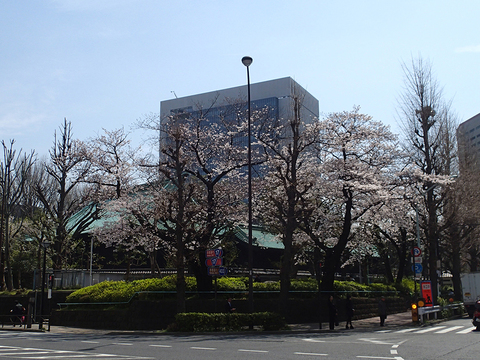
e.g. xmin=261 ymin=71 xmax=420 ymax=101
xmin=1 ymin=0 xmax=479 ymax=157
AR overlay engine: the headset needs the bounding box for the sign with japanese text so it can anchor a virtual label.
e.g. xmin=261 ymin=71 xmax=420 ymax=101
xmin=208 ymin=266 xmax=228 ymax=276
xmin=205 ymin=249 xmax=223 ymax=258
xmin=421 ymin=281 xmax=433 ymax=307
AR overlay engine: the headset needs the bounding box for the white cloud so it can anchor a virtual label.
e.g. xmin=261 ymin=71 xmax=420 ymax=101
xmin=455 ymin=45 xmax=480 ymax=53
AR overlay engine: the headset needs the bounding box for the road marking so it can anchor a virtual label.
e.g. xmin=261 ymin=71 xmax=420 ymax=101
xmin=414 ymin=326 xmax=446 ymax=333
xmin=375 ymin=330 xmax=392 ymax=333
xmin=149 ymin=344 xmax=172 ymax=348
xmin=391 ymin=349 xmax=398 ymax=354
xmin=457 ymin=327 xmax=474 ymax=334
xmin=294 ymin=352 xmax=328 ymax=356
xmin=0 ymin=345 xmax=154 ymax=359
xmin=434 ymin=326 xmax=463 ymax=333
xmin=82 ymin=340 xmax=100 ymax=344
xmin=394 ymin=329 xmax=416 ymax=333
xmin=357 ymin=356 xmax=403 ymax=359
xmin=302 ymin=338 xmax=326 ymax=343
xmin=112 ymin=343 xmax=133 ymax=346
xmin=358 ymin=338 xmax=395 ymax=345
xmin=239 ymin=349 xmax=269 ymax=353
xmin=191 ymin=346 xmax=217 ymax=351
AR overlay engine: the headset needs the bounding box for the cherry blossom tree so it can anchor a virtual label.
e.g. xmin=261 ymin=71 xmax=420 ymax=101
xmin=358 ymin=180 xmax=416 ymax=284
xmin=441 ymin=170 xmax=480 ymax=300
xmin=255 ymin=94 xmax=321 ymax=314
xmin=299 ymin=107 xmax=400 ymax=294
xmin=84 ymin=127 xmax=139 ymax=200
xmin=136 ymin=100 xmax=264 ymax=296
xmin=179 ymin=102 xmax=260 ymax=292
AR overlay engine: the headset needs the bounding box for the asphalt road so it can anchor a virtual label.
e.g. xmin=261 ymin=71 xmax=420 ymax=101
xmin=0 ymin=317 xmax=478 ymax=359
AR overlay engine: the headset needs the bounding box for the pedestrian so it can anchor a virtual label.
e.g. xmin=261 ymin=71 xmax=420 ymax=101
xmin=378 ymin=296 xmax=387 ymax=326
xmin=473 ymin=300 xmax=480 ymax=331
xmin=225 ymin=297 xmax=236 ymax=313
xmin=10 ymin=300 xmax=25 ymax=327
xmin=328 ymin=295 xmax=338 ymax=330
xmin=345 ymin=294 xmax=354 ymax=329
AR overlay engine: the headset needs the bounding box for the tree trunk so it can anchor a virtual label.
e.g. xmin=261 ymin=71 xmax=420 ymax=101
xmin=395 ymin=228 xmax=408 ymax=283
xmin=383 ymin=252 xmax=394 ymax=284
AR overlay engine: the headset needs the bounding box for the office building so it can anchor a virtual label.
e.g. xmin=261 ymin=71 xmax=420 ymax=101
xmin=160 ymin=77 xmax=319 ymax=148
xmin=457 ymin=112 xmax=480 ymax=172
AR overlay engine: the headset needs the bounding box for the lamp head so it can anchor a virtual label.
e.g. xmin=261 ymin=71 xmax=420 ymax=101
xmin=242 ymin=56 xmax=253 ymax=67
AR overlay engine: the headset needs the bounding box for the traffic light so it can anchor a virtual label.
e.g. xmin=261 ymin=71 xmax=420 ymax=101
xmin=411 ymin=302 xmax=418 ymax=322
xmin=47 ymin=274 xmax=54 ymax=299
xmin=48 ymin=274 xmax=54 ymax=289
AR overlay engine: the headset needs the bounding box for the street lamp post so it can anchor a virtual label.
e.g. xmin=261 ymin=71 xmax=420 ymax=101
xmin=241 ymin=56 xmax=254 ymax=314
xmin=39 ymin=241 xmax=50 ymax=329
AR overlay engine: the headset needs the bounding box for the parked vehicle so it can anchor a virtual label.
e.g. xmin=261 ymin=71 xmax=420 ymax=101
xmin=461 ymin=273 xmax=480 ymax=317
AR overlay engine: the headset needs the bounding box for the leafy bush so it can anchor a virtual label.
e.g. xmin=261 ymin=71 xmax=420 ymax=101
xmin=217 ymin=277 xmax=247 ymax=291
xmin=253 ymin=281 xmax=280 ymax=291
xmin=66 ymin=275 xmax=412 ymax=304
xmin=393 ymin=278 xmax=415 ymax=296
xmin=367 ymin=283 xmax=397 ymax=296
xmin=334 ymin=280 xmax=368 ymax=296
xmin=66 ymin=275 xmax=197 ymax=303
xmin=290 ymin=278 xmax=318 ymax=291
xmin=170 ymin=312 xmax=286 ymax=332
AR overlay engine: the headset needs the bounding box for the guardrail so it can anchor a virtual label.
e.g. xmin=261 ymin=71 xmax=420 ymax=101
xmin=417 ymin=303 xmax=463 ymax=323
xmin=0 ymin=315 xmax=27 ymax=329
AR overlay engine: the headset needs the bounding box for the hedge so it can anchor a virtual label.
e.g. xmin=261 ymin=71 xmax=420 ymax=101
xmin=66 ymin=275 xmax=415 ymax=303
xmin=169 ymin=312 xmax=286 ymax=332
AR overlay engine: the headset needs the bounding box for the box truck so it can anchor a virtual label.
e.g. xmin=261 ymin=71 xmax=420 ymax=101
xmin=461 ymin=273 xmax=480 ymax=317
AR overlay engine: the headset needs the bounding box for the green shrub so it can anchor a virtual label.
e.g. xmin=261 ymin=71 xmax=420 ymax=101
xmin=393 ymin=278 xmax=415 ymax=296
xmin=171 ymin=312 xmax=286 ymax=332
xmin=367 ymin=283 xmax=397 ymax=296
xmin=290 ymin=278 xmax=318 ymax=291
xmin=334 ymin=280 xmax=368 ymax=296
xmin=253 ymin=281 xmax=280 ymax=291
xmin=66 ymin=275 xmax=197 ymax=303
xmin=66 ymin=275 xmax=411 ymax=304
xmin=217 ymin=277 xmax=247 ymax=291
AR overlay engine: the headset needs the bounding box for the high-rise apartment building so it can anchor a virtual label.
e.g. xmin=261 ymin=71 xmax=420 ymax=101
xmin=457 ymin=112 xmax=480 ymax=171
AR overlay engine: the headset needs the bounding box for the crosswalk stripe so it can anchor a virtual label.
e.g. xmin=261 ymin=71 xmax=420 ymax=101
xmin=434 ymin=326 xmax=464 ymax=334
xmin=414 ymin=326 xmax=446 ymax=333
xmin=395 ymin=328 xmax=416 ymax=333
xmin=0 ymin=345 xmax=153 ymax=359
xmin=457 ymin=327 xmax=474 ymax=334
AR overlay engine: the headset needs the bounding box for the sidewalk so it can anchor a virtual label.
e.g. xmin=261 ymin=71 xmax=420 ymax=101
xmin=0 ymin=311 xmax=416 ymax=335
xmin=288 ymin=310 xmax=415 ymax=332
